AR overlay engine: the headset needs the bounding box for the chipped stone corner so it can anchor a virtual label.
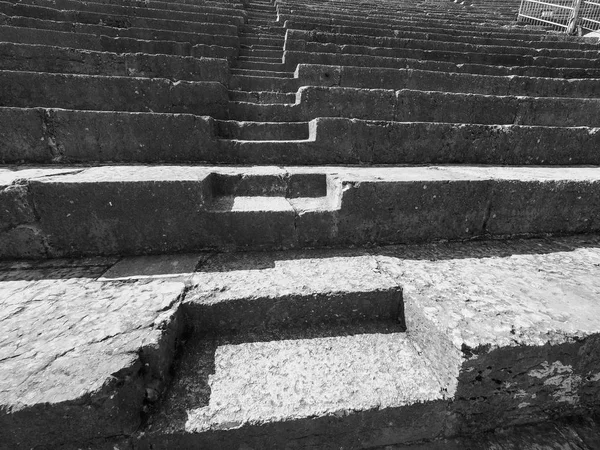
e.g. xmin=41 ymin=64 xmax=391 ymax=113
xmin=449 ymin=334 xmax=600 ymax=434
xmin=0 ymin=280 xmax=189 ymax=449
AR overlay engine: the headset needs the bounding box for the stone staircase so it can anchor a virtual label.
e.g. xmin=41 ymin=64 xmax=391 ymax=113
xmin=2 ymin=0 xmax=600 ymax=448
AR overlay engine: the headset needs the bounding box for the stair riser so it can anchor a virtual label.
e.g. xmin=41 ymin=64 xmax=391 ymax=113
xmin=3 ymin=167 xmax=600 ymax=258
xmin=239 ymin=48 xmax=282 ymax=58
xmin=285 ymin=50 xmax=600 ymax=79
xmin=282 ymin=19 xmax=585 ymax=43
xmin=4 ymin=109 xmax=599 ymax=165
xmin=229 ymin=75 xmax=298 ymax=92
xmin=278 ymin=13 xmax=554 ymax=37
xmin=285 ymin=40 xmax=600 ymax=69
xmin=0 ymin=21 xmax=241 ymax=46
xmin=215 ymin=119 xmax=309 ymax=140
xmin=228 ymin=90 xmax=295 ymax=104
xmin=11 ymin=0 xmax=247 ymax=18
xmin=288 ymin=29 xmax=600 ymax=58
xmin=0 ymin=14 xmax=240 ymax=39
xmin=0 ymin=1 xmax=245 ymax=26
xmin=234 ymin=61 xmax=285 ymax=71
xmin=296 ymin=64 xmax=600 ymax=98
xmin=0 ymin=43 xmax=229 ymax=82
xmin=239 ymin=36 xmax=284 ymax=46
xmin=228 ymin=87 xmax=600 ymax=127
xmin=0 ymin=3 xmax=241 ymax=33
xmin=0 ymin=72 xmax=229 ymax=117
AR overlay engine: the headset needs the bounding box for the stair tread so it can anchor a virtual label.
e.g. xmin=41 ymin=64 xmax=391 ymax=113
xmin=185 ymin=332 xmax=439 ymax=433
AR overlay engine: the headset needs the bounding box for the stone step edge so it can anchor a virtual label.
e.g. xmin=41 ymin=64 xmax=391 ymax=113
xmin=3 ymin=164 xmax=600 ymax=258
xmin=2 ymin=108 xmax=600 ymax=164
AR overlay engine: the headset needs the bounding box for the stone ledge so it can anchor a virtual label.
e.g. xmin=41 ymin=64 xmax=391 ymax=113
xmin=0 ymin=268 xmax=186 ymax=448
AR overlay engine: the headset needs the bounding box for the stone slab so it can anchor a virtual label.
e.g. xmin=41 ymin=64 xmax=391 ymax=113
xmin=3 ymin=165 xmax=600 ymax=257
xmin=0 ymin=71 xmax=229 ymax=118
xmin=139 ymin=323 xmax=446 ymax=449
xmin=296 ymin=64 xmax=600 ymax=98
xmin=284 ymin=50 xmax=600 ymax=79
xmin=0 ymin=108 xmax=219 ymax=164
xmin=0 ymin=42 xmax=230 ymax=82
xmin=0 ymin=274 xmax=186 ymax=448
xmin=185 ymin=249 xmax=402 ymax=331
xmin=99 ymin=253 xmax=205 ymax=282
xmin=373 ymin=234 xmax=600 ymax=433
xmin=187 ymin=333 xmax=442 ymax=430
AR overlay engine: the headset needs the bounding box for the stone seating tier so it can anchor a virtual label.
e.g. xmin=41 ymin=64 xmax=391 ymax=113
xmin=2 ymin=0 xmax=600 ymax=447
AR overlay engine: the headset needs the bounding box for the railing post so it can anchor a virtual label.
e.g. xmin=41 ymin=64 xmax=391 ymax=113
xmin=567 ymin=0 xmax=585 ymax=34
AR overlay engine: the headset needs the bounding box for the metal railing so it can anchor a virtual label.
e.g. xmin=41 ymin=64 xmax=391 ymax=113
xmin=517 ymin=0 xmax=600 ymax=34
xmin=579 ymin=0 xmax=600 ymax=32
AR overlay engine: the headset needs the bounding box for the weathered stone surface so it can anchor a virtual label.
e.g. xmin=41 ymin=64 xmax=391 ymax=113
xmin=0 ymin=107 xmax=220 ymax=164
xmin=185 ymin=249 xmax=402 ymax=331
xmin=29 ymin=166 xmax=214 ymax=257
xmin=334 ymin=166 xmax=600 ymax=245
xmin=0 ymin=274 xmax=186 ymax=448
xmin=284 ymin=50 xmax=600 ymax=79
xmin=100 ymin=254 xmax=205 ymax=282
xmin=2 ymin=165 xmax=600 ymax=257
xmin=296 ymin=64 xmax=600 ymax=98
xmin=373 ymin=235 xmax=600 ymax=433
xmin=183 ymin=333 xmax=444 ymax=445
xmin=0 ymin=71 xmax=229 ymax=118
xmin=139 ymin=322 xmax=445 ymax=450
xmin=0 ymin=43 xmax=230 ymax=82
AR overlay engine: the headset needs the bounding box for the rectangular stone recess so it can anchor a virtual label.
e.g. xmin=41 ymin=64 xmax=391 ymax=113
xmin=184 ymin=333 xmax=444 ymax=442
xmin=185 ymin=250 xmax=403 ymax=331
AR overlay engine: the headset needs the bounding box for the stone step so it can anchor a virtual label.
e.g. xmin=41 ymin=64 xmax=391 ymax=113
xmin=215 ymin=119 xmax=309 ymax=140
xmin=144 ymin=328 xmax=439 ymax=448
xmin=6 ymin=109 xmax=599 ymax=165
xmin=239 ymin=24 xmax=285 ymax=35
xmin=228 ymin=90 xmax=296 ymax=103
xmin=247 ymin=18 xmax=277 ymax=26
xmin=0 ymin=2 xmax=240 ymax=34
xmin=6 ymin=236 xmax=599 ymax=447
xmin=282 ymin=18 xmax=581 ymax=43
xmin=0 ymin=0 xmax=245 ymax=26
xmin=238 ymin=47 xmax=282 ymax=58
xmin=284 ymin=51 xmax=600 ymax=79
xmin=277 ymin=7 xmax=518 ymax=27
xmin=237 ymin=55 xmax=282 ymax=63
xmin=278 ymin=13 xmax=542 ymax=37
xmin=0 ymin=71 xmax=228 ymax=117
xmin=229 ymin=74 xmax=299 ymax=91
xmin=0 ymin=12 xmax=240 ymax=39
xmin=246 ymin=10 xmax=274 ymax=18
xmin=0 ymin=25 xmax=238 ymax=59
xmin=246 ymin=2 xmax=276 ymax=13
xmin=7 ymin=0 xmax=247 ymax=21
xmin=228 ymin=86 xmax=600 ymax=125
xmin=239 ymin=35 xmax=284 ymax=46
xmin=230 ymin=67 xmax=294 ymax=77
xmin=3 ymin=165 xmax=600 ymax=258
xmin=296 ymin=64 xmax=600 ymax=98
xmin=284 ymin=40 xmax=600 ymax=70
xmin=0 ymin=42 xmax=229 ymax=82
xmin=286 ymin=29 xmax=600 ymax=59
xmin=233 ymin=59 xmax=286 ymax=71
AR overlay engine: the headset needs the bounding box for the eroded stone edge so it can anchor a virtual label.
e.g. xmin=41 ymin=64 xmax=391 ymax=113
xmin=0 ymin=280 xmax=188 ymax=449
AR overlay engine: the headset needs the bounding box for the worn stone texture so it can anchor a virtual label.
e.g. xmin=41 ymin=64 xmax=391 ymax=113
xmin=186 ymin=333 xmax=443 ymax=433
xmin=0 ymin=272 xmax=186 ymax=448
xmin=374 ymin=235 xmax=600 ymax=433
xmin=185 ymin=249 xmax=402 ymax=331
xmin=99 ymin=253 xmax=205 ymax=282
xmin=139 ymin=322 xmax=445 ymax=450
